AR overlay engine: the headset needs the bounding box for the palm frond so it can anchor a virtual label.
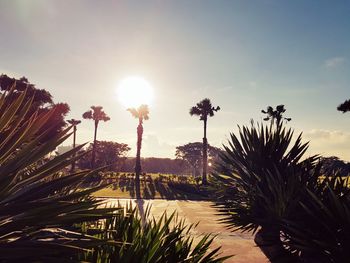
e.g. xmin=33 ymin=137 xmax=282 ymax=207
xmin=337 ymin=99 xmax=350 ymax=113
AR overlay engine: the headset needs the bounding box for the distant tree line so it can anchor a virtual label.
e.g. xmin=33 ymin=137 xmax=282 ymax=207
xmin=77 ymin=140 xmax=130 ymax=171
xmin=118 ymin=157 xmax=188 ymax=175
xmin=74 ymin=140 xmax=224 ymax=175
xmin=320 ymin=156 xmax=350 ymax=176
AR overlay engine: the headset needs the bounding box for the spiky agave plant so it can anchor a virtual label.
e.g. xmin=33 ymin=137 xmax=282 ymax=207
xmin=283 ymin=175 xmax=350 ymax=263
xmin=211 ymin=122 xmax=319 ymax=262
xmin=85 ymin=203 xmax=232 ymax=263
xmin=0 ymin=86 xmax=115 ymax=261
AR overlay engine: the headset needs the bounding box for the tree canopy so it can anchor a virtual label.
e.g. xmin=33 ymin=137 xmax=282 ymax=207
xmin=261 ymin=104 xmax=291 ymax=127
xmin=175 ymin=142 xmax=223 ymax=176
xmin=78 ymin=140 xmax=130 ymax=171
xmin=127 ymin=104 xmax=149 ymax=123
xmin=320 ymin=156 xmax=350 ymax=176
xmin=337 ymin=99 xmax=350 ymax=113
xmin=0 ymin=74 xmax=70 ymax=139
xmin=83 ymin=106 xmax=110 ymax=122
xmin=189 ymin=98 xmax=220 ymax=121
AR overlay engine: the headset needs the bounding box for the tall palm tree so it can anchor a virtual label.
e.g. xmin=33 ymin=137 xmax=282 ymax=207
xmin=67 ymin=118 xmax=81 ymax=172
xmin=337 ymin=99 xmax=350 ymax=113
xmin=262 ymin=104 xmax=291 ymax=128
xmin=128 ymin=104 xmax=149 ymax=199
xmin=190 ymin=98 xmax=220 ymax=185
xmin=82 ymin=106 xmax=110 ymax=168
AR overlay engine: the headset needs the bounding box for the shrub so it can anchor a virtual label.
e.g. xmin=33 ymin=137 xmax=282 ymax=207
xmin=211 ymin=123 xmax=319 ymax=262
xmin=84 ymin=203 xmax=231 ymax=262
xmin=283 ymin=175 xmax=350 ymax=262
xmin=0 ymin=86 xmax=114 ymax=261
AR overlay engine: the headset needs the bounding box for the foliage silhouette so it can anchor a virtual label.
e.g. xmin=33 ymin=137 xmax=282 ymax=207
xmin=337 ymin=99 xmax=350 ymax=113
xmin=78 ymin=140 xmax=130 ymax=171
xmin=82 ymin=106 xmax=110 ymax=168
xmin=85 ymin=203 xmax=231 ymax=262
xmin=320 ymin=156 xmax=350 ymax=176
xmin=0 ymin=74 xmax=70 ymax=141
xmin=128 ymin=104 xmax=149 ymax=199
xmin=176 ymin=142 xmax=223 ymax=177
xmin=212 ymin=122 xmax=319 ymax=262
xmin=282 ymin=175 xmax=350 ymax=262
xmin=0 ymin=84 xmax=115 ymax=261
xmin=190 ymin=98 xmax=220 ymax=185
xmin=261 ymin=105 xmax=291 ymax=128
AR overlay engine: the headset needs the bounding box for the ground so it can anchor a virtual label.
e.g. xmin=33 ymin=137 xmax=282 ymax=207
xmin=104 ymin=198 xmax=268 ymax=263
xmin=94 ymin=176 xmax=209 ymax=200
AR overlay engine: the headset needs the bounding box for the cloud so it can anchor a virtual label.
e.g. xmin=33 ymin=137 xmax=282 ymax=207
xmin=304 ymin=129 xmax=350 ymax=143
xmin=303 ymin=129 xmax=350 ymax=161
xmin=324 ymin=57 xmax=345 ymax=68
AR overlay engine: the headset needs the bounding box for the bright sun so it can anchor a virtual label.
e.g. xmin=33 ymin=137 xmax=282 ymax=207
xmin=117 ymin=76 xmax=154 ymax=108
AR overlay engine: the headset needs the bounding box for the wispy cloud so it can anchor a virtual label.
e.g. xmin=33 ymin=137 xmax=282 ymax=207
xmin=303 ymin=129 xmax=350 ymax=161
xmin=324 ymin=57 xmax=346 ymax=68
xmin=305 ymin=129 xmax=350 ymax=142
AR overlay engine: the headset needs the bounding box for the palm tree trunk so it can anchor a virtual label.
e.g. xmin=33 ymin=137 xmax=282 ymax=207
xmin=202 ymin=118 xmax=208 ymax=185
xmin=70 ymin=125 xmax=77 ymax=173
xmin=91 ymin=120 xmax=98 ymax=169
xmin=135 ymin=120 xmax=143 ymax=199
xmin=254 ymin=227 xmax=298 ymax=263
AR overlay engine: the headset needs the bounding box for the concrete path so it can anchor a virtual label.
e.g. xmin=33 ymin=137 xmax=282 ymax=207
xmin=105 ymin=199 xmax=268 ymax=263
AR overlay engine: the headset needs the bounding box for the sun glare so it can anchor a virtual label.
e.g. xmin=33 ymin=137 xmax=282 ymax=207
xmin=117 ymin=76 xmax=154 ymax=108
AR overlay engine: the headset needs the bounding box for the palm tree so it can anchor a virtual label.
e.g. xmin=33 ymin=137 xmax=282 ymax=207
xmin=262 ymin=104 xmax=291 ymax=128
xmin=190 ymin=98 xmax=220 ymax=185
xmin=67 ymin=118 xmax=81 ymax=172
xmin=128 ymin=104 xmax=149 ymax=199
xmin=82 ymin=106 xmax=110 ymax=168
xmin=337 ymin=99 xmax=350 ymax=113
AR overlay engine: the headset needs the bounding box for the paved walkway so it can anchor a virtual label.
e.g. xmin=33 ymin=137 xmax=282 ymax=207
xmin=105 ymin=199 xmax=267 ymax=263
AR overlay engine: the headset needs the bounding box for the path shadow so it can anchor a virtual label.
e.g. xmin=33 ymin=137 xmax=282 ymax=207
xmin=102 ymin=174 xmax=210 ymax=201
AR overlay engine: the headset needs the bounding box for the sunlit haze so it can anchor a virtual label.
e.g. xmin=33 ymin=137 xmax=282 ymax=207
xmin=117 ymin=76 xmax=154 ymax=108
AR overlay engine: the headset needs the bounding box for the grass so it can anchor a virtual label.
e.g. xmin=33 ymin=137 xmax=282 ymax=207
xmin=93 ymin=172 xmax=210 ymax=200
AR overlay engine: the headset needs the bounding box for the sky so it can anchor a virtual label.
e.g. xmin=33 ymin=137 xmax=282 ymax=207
xmin=0 ymin=0 xmax=350 ymax=160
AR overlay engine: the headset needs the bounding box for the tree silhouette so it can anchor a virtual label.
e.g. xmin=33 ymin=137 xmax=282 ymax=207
xmin=0 ymin=74 xmax=69 ymax=140
xmin=77 ymin=141 xmax=130 ymax=171
xmin=261 ymin=105 xmax=291 ymax=128
xmin=175 ymin=142 xmax=224 ymax=177
xmin=67 ymin=119 xmax=81 ymax=172
xmin=337 ymin=99 xmax=350 ymax=113
xmin=82 ymin=106 xmax=110 ymax=168
xmin=128 ymin=104 xmax=149 ymax=198
xmin=190 ymin=98 xmax=220 ymax=185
